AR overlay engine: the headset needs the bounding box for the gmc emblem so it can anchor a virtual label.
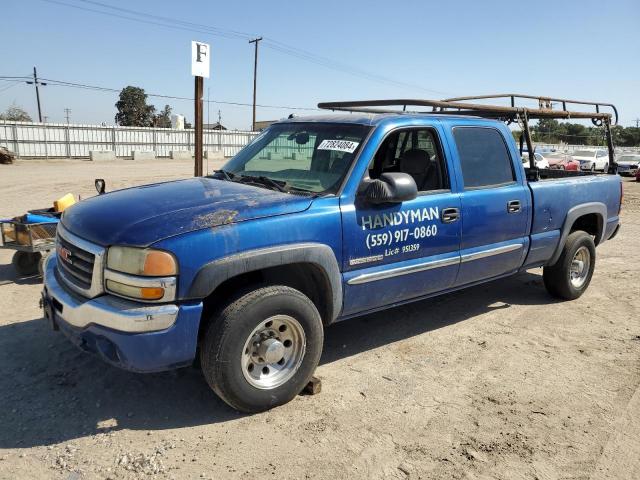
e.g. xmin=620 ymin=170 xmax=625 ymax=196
xmin=57 ymin=246 xmax=73 ymax=264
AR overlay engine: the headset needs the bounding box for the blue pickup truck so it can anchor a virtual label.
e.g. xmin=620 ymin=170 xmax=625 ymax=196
xmin=41 ymin=97 xmax=622 ymax=412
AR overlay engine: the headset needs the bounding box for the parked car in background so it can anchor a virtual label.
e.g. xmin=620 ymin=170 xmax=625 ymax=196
xmin=521 ymin=152 xmax=550 ymax=169
xmin=616 ymin=153 xmax=640 ymax=177
xmin=546 ymin=152 xmax=580 ymax=171
xmin=571 ymin=149 xmax=611 ymax=172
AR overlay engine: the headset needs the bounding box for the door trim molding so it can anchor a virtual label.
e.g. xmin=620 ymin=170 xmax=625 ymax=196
xmin=347 ymin=256 xmax=460 ymax=285
xmin=347 ymin=242 xmax=523 ymax=285
xmin=460 ymin=243 xmax=523 ymax=263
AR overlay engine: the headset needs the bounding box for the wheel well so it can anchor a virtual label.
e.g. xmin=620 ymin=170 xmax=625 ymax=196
xmin=570 ymin=213 xmax=603 ymax=245
xmin=199 ymin=263 xmax=333 ymax=342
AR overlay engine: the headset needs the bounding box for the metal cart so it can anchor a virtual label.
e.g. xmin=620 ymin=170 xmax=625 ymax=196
xmin=0 ymin=209 xmax=60 ymax=276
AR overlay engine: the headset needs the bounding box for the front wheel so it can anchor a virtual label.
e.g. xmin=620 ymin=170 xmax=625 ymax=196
xmin=12 ymin=251 xmax=41 ymax=276
xmin=200 ymin=286 xmax=323 ymax=413
xmin=543 ymin=231 xmax=596 ymax=300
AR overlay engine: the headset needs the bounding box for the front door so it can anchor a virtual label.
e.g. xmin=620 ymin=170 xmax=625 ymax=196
xmin=341 ymin=126 xmax=462 ymax=317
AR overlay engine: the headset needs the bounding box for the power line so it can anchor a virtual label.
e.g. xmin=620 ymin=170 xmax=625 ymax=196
xmin=0 ymin=81 xmax=22 ymax=94
xmin=37 ymin=0 xmax=451 ymax=95
xmin=36 ymin=76 xmax=321 ymax=111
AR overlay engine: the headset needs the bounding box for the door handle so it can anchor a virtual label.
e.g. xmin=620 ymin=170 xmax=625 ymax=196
xmin=507 ymin=200 xmax=522 ymax=213
xmin=441 ymin=207 xmax=460 ymax=223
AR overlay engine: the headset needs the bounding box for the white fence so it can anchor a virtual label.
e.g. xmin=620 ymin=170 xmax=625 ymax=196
xmin=0 ymin=121 xmax=260 ymax=158
xmin=2 ymin=121 xmax=638 ymax=160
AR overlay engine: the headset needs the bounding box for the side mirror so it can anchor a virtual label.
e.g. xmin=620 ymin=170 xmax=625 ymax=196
xmin=95 ymin=178 xmax=106 ymax=195
xmin=363 ymin=172 xmax=417 ymax=204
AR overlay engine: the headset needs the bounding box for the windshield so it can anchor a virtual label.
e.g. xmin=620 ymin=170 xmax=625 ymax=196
xmin=572 ymin=150 xmax=596 ymax=157
xmin=222 ymin=122 xmax=371 ymax=194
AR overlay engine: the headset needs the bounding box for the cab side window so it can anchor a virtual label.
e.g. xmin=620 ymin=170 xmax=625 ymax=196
xmin=454 ymin=127 xmax=515 ymax=188
xmin=369 ymin=128 xmax=448 ymax=192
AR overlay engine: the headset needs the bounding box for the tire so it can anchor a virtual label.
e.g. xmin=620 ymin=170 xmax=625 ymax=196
xmin=543 ymin=231 xmax=596 ymax=300
xmin=590 ymin=164 xmax=595 ymax=172
xmin=38 ymin=251 xmax=51 ymax=277
xmin=603 ymin=163 xmax=609 ymax=173
xmin=200 ymin=286 xmax=323 ymax=413
xmin=12 ymin=251 xmax=41 ymax=276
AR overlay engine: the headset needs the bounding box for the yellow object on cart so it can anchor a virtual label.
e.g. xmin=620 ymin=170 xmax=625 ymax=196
xmin=54 ymin=193 xmax=76 ymax=212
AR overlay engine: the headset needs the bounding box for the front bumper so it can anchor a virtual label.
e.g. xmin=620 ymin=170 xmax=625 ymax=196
xmin=42 ymin=254 xmax=203 ymax=372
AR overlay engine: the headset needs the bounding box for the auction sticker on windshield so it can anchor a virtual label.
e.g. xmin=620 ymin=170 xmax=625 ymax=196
xmin=317 ymin=139 xmax=360 ymax=153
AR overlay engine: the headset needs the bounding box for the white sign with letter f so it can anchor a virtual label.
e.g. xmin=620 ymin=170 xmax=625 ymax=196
xmin=191 ymin=41 xmax=210 ymax=78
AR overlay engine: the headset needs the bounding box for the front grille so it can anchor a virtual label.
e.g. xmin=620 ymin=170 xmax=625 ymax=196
xmin=57 ymin=234 xmax=96 ymax=290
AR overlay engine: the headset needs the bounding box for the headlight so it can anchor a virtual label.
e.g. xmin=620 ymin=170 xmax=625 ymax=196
xmin=107 ymin=246 xmax=177 ymax=276
xmin=105 ymin=246 xmax=178 ymax=302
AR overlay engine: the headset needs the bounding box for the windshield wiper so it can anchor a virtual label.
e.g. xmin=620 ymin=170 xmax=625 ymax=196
xmin=285 ymin=185 xmax=319 ymax=196
xmin=234 ymin=174 xmax=288 ymax=193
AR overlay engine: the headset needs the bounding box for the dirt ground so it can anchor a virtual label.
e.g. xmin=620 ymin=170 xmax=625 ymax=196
xmin=0 ymin=158 xmax=638 ymax=480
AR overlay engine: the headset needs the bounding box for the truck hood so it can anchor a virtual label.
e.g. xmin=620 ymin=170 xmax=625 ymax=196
xmin=61 ymin=178 xmax=313 ymax=246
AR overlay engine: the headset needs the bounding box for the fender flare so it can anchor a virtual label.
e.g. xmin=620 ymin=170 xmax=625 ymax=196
xmin=547 ymin=202 xmax=606 ymax=266
xmin=186 ymin=243 xmax=343 ymax=322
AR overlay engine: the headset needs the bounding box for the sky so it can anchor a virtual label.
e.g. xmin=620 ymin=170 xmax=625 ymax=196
xmin=2 ymin=0 xmax=639 ymax=130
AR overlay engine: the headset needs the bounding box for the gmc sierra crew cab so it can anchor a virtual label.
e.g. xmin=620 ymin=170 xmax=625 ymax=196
xmin=41 ymin=95 xmax=623 ymax=412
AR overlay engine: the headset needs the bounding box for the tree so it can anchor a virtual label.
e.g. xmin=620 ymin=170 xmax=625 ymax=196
xmin=153 ymin=104 xmax=172 ymax=128
xmin=0 ymin=104 xmax=32 ymax=122
xmin=115 ymin=86 xmax=156 ymax=127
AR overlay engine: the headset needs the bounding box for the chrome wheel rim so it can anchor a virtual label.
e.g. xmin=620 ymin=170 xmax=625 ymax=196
xmin=569 ymin=246 xmax=590 ymax=289
xmin=241 ymin=315 xmax=306 ymax=390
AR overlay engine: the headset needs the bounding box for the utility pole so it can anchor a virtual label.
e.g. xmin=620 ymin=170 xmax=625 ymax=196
xmin=64 ymin=108 xmax=71 ymax=124
xmin=26 ymin=66 xmax=46 ymax=122
xmin=634 ymin=118 xmax=640 ymax=128
xmin=249 ymin=37 xmax=262 ymax=131
xmin=191 ymin=40 xmax=210 ymax=177
xmin=194 ymin=75 xmax=204 ymax=177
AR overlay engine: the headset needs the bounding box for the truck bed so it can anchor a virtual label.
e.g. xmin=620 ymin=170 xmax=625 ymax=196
xmin=523 ymin=172 xmax=621 ymax=269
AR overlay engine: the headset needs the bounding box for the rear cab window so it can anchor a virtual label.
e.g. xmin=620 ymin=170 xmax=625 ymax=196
xmin=453 ymin=127 xmax=516 ymax=189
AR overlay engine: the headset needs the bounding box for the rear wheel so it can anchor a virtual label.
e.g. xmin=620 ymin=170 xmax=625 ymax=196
xmin=200 ymin=285 xmax=323 ymax=413
xmin=543 ymin=231 xmax=595 ymax=300
xmin=603 ymin=162 xmax=609 ymax=173
xmin=12 ymin=251 xmax=41 ymax=276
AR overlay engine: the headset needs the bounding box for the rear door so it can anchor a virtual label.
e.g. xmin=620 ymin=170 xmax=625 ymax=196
xmin=447 ymin=124 xmax=530 ymax=286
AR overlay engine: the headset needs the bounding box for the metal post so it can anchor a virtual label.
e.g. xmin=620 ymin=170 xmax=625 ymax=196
xmin=604 ymin=118 xmax=615 ymax=172
xmin=249 ymin=37 xmax=262 ymax=131
xmin=12 ymin=123 xmax=19 ymax=158
xmin=194 ymin=75 xmax=204 ymax=176
xmin=43 ymin=122 xmax=48 ymax=159
xmin=521 ymin=113 xmax=535 ymax=169
xmin=111 ymin=126 xmax=117 ymax=156
xmin=65 ymin=125 xmax=71 ymax=158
